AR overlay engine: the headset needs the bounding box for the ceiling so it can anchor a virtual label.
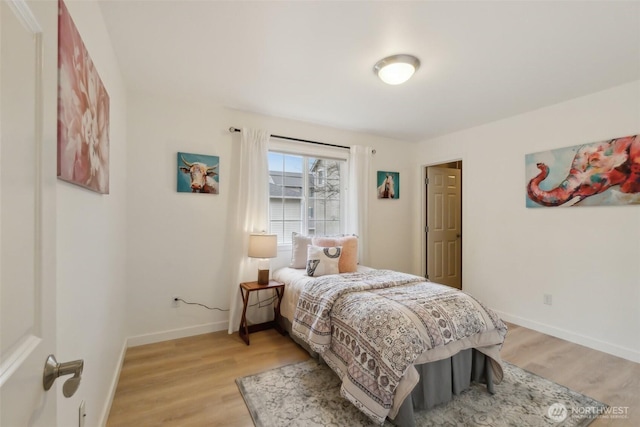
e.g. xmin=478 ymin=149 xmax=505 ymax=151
xmin=98 ymin=1 xmax=640 ymax=142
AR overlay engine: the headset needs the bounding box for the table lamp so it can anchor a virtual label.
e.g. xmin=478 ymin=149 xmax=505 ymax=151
xmin=248 ymin=234 xmax=277 ymax=285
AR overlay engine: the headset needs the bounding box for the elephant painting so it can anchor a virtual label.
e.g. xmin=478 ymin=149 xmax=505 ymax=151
xmin=526 ymin=135 xmax=640 ymax=207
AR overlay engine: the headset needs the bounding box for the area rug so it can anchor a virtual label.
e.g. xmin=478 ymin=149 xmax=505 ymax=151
xmin=236 ymin=359 xmax=607 ymax=427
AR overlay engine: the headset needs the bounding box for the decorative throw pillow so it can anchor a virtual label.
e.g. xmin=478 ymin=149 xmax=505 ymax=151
xmin=306 ymin=245 xmax=342 ymax=277
xmin=290 ymin=232 xmax=312 ymax=269
xmin=312 ymin=235 xmax=358 ymax=273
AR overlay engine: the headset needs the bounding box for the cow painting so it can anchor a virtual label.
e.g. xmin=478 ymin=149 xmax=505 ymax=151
xmin=177 ymin=152 xmax=219 ymax=194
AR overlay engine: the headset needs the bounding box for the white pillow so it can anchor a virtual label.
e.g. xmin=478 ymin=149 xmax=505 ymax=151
xmin=290 ymin=232 xmax=312 ymax=268
xmin=306 ymin=245 xmax=342 ymax=277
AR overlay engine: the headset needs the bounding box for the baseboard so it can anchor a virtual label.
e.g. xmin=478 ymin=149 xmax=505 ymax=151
xmin=496 ymin=311 xmax=640 ymax=363
xmin=99 ymin=340 xmax=127 ymax=427
xmin=126 ymin=320 xmax=229 ymax=347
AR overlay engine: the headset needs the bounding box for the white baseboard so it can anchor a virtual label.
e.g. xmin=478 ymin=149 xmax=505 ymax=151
xmin=496 ymin=311 xmax=640 ymax=363
xmin=126 ymin=321 xmax=229 ymax=348
xmin=99 ymin=340 xmax=127 ymax=427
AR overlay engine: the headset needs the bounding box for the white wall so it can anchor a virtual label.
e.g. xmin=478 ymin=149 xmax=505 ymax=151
xmin=54 ymin=1 xmax=129 ymax=426
xmin=414 ymin=81 xmax=640 ymax=362
xmin=125 ymin=92 xmax=417 ymax=344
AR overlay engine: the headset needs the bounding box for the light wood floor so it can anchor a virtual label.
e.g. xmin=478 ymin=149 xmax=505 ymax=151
xmin=106 ymin=323 xmax=639 ymax=426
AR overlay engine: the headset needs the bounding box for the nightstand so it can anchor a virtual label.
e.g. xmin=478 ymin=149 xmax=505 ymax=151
xmin=238 ymin=280 xmax=285 ymax=345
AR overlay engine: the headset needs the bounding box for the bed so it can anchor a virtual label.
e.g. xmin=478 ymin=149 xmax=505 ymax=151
xmin=272 ymin=265 xmax=507 ymax=427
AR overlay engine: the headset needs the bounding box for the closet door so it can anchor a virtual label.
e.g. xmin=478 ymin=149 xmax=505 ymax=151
xmin=426 ymin=167 xmax=461 ymax=289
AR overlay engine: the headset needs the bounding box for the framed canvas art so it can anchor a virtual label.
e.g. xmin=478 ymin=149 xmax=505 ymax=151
xmin=377 ymin=171 xmax=399 ymax=199
xmin=57 ymin=0 xmax=110 ymax=194
xmin=526 ymin=134 xmax=640 ymax=207
xmin=177 ymin=152 xmax=219 ymax=194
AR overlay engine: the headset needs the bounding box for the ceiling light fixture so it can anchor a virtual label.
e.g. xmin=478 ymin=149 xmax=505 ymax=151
xmin=374 ymin=54 xmax=420 ymax=85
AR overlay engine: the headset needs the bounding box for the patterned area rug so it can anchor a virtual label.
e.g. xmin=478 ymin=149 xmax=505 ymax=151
xmin=236 ymin=359 xmax=607 ymax=427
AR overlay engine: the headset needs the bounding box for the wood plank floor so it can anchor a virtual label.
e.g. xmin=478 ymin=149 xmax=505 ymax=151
xmin=106 ymin=323 xmax=639 ymax=426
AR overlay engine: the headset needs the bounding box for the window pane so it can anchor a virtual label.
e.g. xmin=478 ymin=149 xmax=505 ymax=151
xmin=268 ymin=153 xmax=284 ymax=183
xmin=325 ymin=220 xmax=340 ymax=235
xmin=270 ymin=221 xmax=284 ymax=244
xmin=313 ymin=221 xmax=324 ymax=236
xmin=284 ymin=221 xmax=302 ymax=243
xmin=269 ymin=200 xmax=281 ymax=220
xmin=270 ymin=182 xmax=284 ymax=198
xmin=281 ymin=155 xmax=302 ymax=201
xmin=285 ymin=154 xmax=303 ymax=174
xmin=325 ymin=200 xmax=340 ymax=220
xmin=269 ymin=152 xmax=284 ymax=199
xmin=280 ymin=199 xmax=299 ymax=220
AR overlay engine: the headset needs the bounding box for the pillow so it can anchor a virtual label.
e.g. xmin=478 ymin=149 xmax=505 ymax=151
xmin=306 ymin=245 xmax=342 ymax=277
xmin=290 ymin=232 xmax=312 ymax=268
xmin=312 ymin=235 xmax=358 ymax=273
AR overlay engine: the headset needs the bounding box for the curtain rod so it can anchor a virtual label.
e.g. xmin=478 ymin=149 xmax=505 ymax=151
xmin=229 ymin=127 xmax=376 ymax=154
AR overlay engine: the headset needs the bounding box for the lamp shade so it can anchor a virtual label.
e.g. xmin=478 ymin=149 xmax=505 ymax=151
xmin=248 ymin=234 xmax=277 ymax=258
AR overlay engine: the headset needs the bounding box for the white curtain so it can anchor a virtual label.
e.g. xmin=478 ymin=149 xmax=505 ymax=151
xmin=346 ymin=145 xmax=372 ymax=265
xmin=228 ymin=127 xmax=272 ymax=334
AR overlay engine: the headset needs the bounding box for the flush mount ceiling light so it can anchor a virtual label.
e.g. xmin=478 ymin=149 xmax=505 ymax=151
xmin=373 ymin=54 xmax=420 ymax=85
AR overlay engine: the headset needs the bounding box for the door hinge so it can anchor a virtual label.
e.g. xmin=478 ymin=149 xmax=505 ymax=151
xmin=425 ymin=225 xmax=429 ymax=233
xmin=425 ymin=177 xmax=429 ymax=185
xmin=425 ymin=274 xmax=430 ymax=280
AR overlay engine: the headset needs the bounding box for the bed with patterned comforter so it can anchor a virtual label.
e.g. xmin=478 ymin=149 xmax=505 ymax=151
xmin=288 ymin=269 xmax=507 ymax=425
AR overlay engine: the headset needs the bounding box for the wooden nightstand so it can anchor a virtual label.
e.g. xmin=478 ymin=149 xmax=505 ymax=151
xmin=238 ymin=280 xmax=285 ymax=345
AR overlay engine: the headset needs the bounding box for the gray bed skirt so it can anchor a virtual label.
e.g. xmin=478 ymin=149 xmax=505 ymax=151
xmin=391 ymin=347 xmax=494 ymax=427
xmin=280 ymin=317 xmax=494 ymax=427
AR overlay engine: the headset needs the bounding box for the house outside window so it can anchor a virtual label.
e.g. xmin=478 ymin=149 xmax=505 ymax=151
xmin=269 ymin=150 xmax=346 ymax=244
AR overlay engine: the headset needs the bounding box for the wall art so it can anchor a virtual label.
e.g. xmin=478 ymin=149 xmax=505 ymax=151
xmin=526 ymin=134 xmax=639 ymax=207
xmin=377 ymin=171 xmax=399 ymax=199
xmin=177 ymin=152 xmax=219 ymax=194
xmin=57 ymin=0 xmax=110 ymax=194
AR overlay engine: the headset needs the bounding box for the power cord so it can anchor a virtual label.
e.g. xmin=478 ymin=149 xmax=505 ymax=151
xmin=249 ymin=294 xmax=278 ymax=308
xmin=174 ymin=298 xmax=229 ymax=311
xmin=174 ymin=295 xmax=278 ymax=311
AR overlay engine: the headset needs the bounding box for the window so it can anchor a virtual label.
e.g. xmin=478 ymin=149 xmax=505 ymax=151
xmin=269 ymin=150 xmax=346 ymax=244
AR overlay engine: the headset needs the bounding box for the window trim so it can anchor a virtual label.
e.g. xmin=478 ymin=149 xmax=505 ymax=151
xmin=269 ymin=139 xmax=349 ymax=162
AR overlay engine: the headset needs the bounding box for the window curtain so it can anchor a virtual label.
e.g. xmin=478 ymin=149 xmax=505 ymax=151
xmin=228 ymin=127 xmax=272 ymax=334
xmin=346 ymin=145 xmax=372 ymax=265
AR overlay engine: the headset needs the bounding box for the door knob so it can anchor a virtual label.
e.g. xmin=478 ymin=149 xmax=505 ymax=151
xmin=43 ymin=354 xmax=84 ymax=397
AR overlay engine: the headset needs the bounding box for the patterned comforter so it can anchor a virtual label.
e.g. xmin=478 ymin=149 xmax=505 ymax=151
xmin=292 ymin=269 xmax=507 ymax=425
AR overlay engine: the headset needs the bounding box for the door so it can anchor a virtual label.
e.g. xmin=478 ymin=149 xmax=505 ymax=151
xmin=1 ymin=1 xmax=57 ymax=426
xmin=426 ymin=166 xmax=462 ymax=289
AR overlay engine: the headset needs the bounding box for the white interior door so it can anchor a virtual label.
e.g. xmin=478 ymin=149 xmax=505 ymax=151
xmin=426 ymin=167 xmax=462 ymax=289
xmin=0 ymin=1 xmax=57 ymax=426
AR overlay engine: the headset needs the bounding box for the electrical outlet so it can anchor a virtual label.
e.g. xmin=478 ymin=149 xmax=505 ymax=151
xmin=172 ymin=296 xmax=180 ymax=308
xmin=543 ymin=294 xmax=552 ymax=306
xmin=78 ymin=401 xmax=86 ymax=427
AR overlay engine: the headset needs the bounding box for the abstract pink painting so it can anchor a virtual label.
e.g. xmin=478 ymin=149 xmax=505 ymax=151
xmin=57 ymin=0 xmax=110 ymax=194
xmin=526 ymin=134 xmax=640 ymax=207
